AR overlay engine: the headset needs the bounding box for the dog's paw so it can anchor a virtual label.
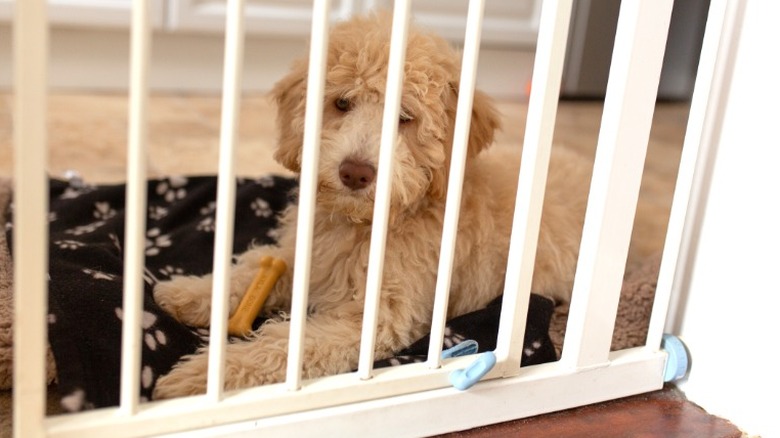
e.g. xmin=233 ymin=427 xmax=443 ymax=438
xmin=152 ymin=353 xmax=209 ymax=399
xmin=153 ymin=276 xmax=214 ymax=327
xmin=153 ymin=345 xmax=287 ymax=400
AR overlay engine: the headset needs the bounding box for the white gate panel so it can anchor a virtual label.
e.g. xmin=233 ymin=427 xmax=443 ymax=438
xmin=9 ymin=0 xmax=725 ymax=436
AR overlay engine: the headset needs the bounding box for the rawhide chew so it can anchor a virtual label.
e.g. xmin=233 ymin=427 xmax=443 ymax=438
xmin=227 ymin=256 xmax=287 ymax=336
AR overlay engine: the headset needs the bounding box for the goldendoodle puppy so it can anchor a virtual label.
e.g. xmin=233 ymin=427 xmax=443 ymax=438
xmin=152 ymin=13 xmax=589 ymax=399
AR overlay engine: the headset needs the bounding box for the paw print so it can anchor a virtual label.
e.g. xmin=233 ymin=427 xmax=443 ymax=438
xmin=266 ymin=227 xmax=282 ymax=241
xmin=196 ymin=216 xmax=215 ymax=232
xmin=93 ymin=202 xmax=117 ymax=220
xmin=82 ymin=268 xmax=116 ymax=281
xmin=148 ymin=205 xmax=168 ymax=220
xmin=199 ymin=201 xmax=216 ymax=216
xmin=238 ymin=176 xmax=276 ymax=188
xmin=60 ymin=388 xmax=94 ymax=412
xmin=145 ymin=228 xmax=172 ymax=256
xmin=257 ymin=176 xmax=276 ymax=188
xmin=109 ymin=233 xmax=122 ymax=252
xmin=158 ymin=265 xmax=184 ymax=278
xmin=114 ymin=308 xmax=169 ymax=397
xmin=155 ymin=176 xmax=188 ymax=203
xmin=54 ymin=240 xmax=85 ymax=250
xmin=65 ymin=220 xmax=106 ymax=236
xmin=251 ymin=198 xmax=272 ymax=218
xmin=442 ymin=327 xmax=467 ymax=349
xmin=59 ymin=183 xmax=95 ymax=200
xmin=523 ymin=339 xmax=544 ymax=358
xmin=114 ymin=308 xmax=168 ymax=351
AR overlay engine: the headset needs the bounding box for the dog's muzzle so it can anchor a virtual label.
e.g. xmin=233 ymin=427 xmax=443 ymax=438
xmin=338 ymin=159 xmax=376 ymax=191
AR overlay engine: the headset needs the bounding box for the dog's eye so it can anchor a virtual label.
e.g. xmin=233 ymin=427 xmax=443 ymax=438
xmin=335 ymin=98 xmax=351 ymax=112
xmin=399 ymin=110 xmax=414 ymax=124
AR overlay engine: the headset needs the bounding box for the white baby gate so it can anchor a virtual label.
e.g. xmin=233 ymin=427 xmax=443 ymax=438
xmin=11 ymin=0 xmax=734 ymax=436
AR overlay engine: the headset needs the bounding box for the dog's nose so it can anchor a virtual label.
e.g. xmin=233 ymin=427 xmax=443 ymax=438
xmin=339 ymin=159 xmax=376 ymax=190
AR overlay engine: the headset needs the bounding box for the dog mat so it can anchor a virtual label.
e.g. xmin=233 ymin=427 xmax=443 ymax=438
xmin=1 ymin=175 xmax=556 ymax=412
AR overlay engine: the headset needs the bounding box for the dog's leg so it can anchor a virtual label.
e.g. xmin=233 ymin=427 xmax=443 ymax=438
xmin=152 ymin=291 xmax=427 ymax=399
xmin=153 ymin=305 xmax=371 ymax=398
xmin=153 ymin=246 xmax=293 ymax=327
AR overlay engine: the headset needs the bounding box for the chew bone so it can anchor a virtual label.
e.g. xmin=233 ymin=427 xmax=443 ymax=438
xmin=227 ymin=256 xmax=287 ymax=336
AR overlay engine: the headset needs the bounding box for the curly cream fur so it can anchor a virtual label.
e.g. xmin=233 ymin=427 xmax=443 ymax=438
xmin=152 ymin=13 xmax=589 ymax=399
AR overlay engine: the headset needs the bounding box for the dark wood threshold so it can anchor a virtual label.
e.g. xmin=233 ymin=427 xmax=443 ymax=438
xmin=437 ymin=384 xmax=745 ymax=438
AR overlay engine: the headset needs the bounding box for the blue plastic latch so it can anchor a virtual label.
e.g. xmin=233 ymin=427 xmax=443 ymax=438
xmin=441 ymin=340 xmax=479 ymax=359
xmin=449 ymin=351 xmax=496 ymax=391
xmin=662 ymin=334 xmax=689 ymax=382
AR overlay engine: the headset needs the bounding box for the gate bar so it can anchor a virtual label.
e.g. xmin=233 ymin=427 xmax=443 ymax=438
xmin=649 ymin=0 xmax=741 ymax=346
xmin=119 ymin=0 xmax=152 ymax=415
xmin=561 ymin=0 xmax=674 ymax=369
xmin=494 ymin=0 xmax=573 ymax=372
xmin=286 ymin=0 xmax=332 ymax=391
xmin=12 ymin=1 xmax=49 ymax=436
xmin=357 ymin=0 xmax=412 ymax=380
xmin=426 ymin=0 xmax=486 ymax=368
xmin=207 ymin=0 xmax=246 ymax=402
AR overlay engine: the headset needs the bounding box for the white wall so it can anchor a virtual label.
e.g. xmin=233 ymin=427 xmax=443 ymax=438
xmin=676 ymin=2 xmax=780 ymax=436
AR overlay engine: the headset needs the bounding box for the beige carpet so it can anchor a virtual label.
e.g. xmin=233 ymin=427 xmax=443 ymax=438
xmin=0 ymin=93 xmax=688 ymax=435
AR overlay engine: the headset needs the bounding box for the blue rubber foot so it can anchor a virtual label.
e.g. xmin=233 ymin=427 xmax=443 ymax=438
xmin=449 ymin=351 xmax=496 ymax=391
xmin=662 ymin=334 xmax=689 ymax=382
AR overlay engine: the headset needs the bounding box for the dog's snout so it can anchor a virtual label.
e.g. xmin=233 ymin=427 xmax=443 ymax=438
xmin=339 ymin=159 xmax=376 ymax=190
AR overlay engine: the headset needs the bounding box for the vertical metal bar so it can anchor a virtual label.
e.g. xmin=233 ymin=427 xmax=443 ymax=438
xmin=286 ymin=0 xmax=331 ymax=391
xmin=207 ymin=0 xmax=245 ymax=402
xmin=649 ymin=0 xmax=739 ymax=347
xmin=119 ymin=0 xmax=152 ymax=415
xmin=561 ymin=0 xmax=674 ymax=370
xmin=426 ymin=0 xmax=486 ymax=369
xmin=494 ymin=0 xmax=573 ymax=373
xmin=12 ymin=1 xmax=49 ymax=436
xmin=357 ymin=0 xmax=412 ymax=380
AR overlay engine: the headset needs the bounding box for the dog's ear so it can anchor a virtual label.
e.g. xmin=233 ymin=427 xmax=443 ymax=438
xmin=270 ymin=61 xmax=308 ymax=173
xmin=448 ymin=83 xmax=501 ymax=157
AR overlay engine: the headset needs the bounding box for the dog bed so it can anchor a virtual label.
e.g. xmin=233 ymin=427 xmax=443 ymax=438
xmin=0 ymin=175 xmax=557 ymax=412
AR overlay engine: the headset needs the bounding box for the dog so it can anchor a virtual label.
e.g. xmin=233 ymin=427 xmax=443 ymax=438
xmin=152 ymin=13 xmax=589 ymax=399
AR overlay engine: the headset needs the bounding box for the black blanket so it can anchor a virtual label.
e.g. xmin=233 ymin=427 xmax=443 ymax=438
xmin=5 ymin=175 xmax=555 ymax=411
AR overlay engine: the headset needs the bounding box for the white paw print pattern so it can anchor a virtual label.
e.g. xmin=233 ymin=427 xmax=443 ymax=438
xmin=59 ymin=184 xmax=95 ymax=200
xmin=113 ymin=308 xmax=169 ymax=395
xmin=65 ymin=220 xmax=106 ymax=236
xmin=145 ymin=228 xmax=172 ymax=256
xmin=158 ymin=265 xmax=184 ymax=278
xmin=197 ymin=216 xmax=215 ymax=232
xmin=141 ymin=365 xmax=154 ymax=392
xmin=114 ymin=308 xmax=168 ymax=352
xmin=442 ymin=327 xmax=467 ymax=349
xmin=251 ymin=198 xmax=273 ymax=218
xmin=54 ymin=240 xmax=85 ymax=250
xmin=257 ymin=176 xmax=276 ymax=188
xmin=266 ymin=227 xmax=282 ymax=241
xmin=60 ymin=388 xmax=94 ymax=412
xmin=82 ymin=268 xmax=116 ymax=281
xmin=93 ymin=202 xmax=116 ymax=220
xmin=199 ymin=201 xmax=216 ymax=216
xmin=523 ymin=339 xmax=544 ymax=357
xmin=148 ymin=205 xmax=168 ymax=220
xmin=109 ymin=233 xmax=122 ymax=252
xmin=238 ymin=176 xmax=276 ymax=188
xmin=155 ymin=176 xmax=188 ymax=203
